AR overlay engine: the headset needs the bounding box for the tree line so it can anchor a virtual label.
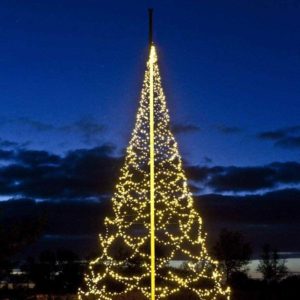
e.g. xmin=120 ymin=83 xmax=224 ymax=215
xmin=0 ymin=222 xmax=299 ymax=300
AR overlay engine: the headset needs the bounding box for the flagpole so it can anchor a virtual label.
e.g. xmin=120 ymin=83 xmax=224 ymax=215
xmin=148 ymin=7 xmax=156 ymax=300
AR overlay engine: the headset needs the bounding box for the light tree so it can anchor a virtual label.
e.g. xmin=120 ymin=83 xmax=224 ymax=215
xmin=78 ymin=33 xmax=229 ymax=300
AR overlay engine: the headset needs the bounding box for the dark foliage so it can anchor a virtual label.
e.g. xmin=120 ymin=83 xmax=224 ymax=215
xmin=213 ymin=229 xmax=252 ymax=281
xmin=0 ymin=214 xmax=45 ymax=266
xmin=27 ymin=249 xmax=85 ymax=294
xmin=257 ymin=244 xmax=288 ymax=282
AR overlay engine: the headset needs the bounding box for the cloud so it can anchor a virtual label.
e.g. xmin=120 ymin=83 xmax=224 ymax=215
xmin=171 ymin=123 xmax=201 ymax=134
xmin=257 ymin=125 xmax=300 ymax=149
xmin=1 ymin=117 xmax=106 ymax=146
xmin=0 ymin=144 xmax=120 ymax=200
xmin=0 ymin=138 xmax=31 ymax=150
xmin=0 ymin=139 xmax=300 ymax=199
xmin=61 ymin=117 xmax=106 ymax=144
xmin=0 ymin=139 xmax=19 ymax=148
xmin=0 ymin=143 xmax=298 ymax=256
xmin=17 ymin=117 xmax=55 ymax=131
xmin=0 ymin=149 xmax=15 ymax=160
xmin=194 ymin=188 xmax=300 ymax=226
xmin=275 ymin=137 xmax=300 ymax=149
xmin=2 ymin=188 xmax=300 ymax=257
xmin=186 ymin=165 xmax=222 ymax=182
xmin=195 ymin=188 xmax=300 ymax=252
xmin=215 ymin=125 xmax=243 ymax=135
xmin=258 ymin=130 xmax=286 ymax=140
xmin=16 ymin=150 xmax=62 ymax=166
xmin=186 ymin=162 xmax=300 ymax=192
xmin=203 ymin=156 xmax=213 ymax=164
xmin=209 ymin=166 xmax=275 ymax=192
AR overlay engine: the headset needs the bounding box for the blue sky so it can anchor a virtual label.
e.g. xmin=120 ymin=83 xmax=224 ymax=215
xmin=0 ymin=0 xmax=299 ymax=167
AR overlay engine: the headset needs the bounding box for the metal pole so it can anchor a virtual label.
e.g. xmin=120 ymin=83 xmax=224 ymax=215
xmin=148 ymin=8 xmax=156 ymax=300
xmin=148 ymin=8 xmax=153 ymax=46
xmin=149 ymin=48 xmax=155 ymax=300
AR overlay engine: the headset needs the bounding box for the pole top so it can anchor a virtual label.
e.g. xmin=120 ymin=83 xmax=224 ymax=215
xmin=148 ymin=8 xmax=153 ymax=47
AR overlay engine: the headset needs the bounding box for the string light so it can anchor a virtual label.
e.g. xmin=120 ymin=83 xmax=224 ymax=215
xmin=78 ymin=45 xmax=230 ymax=299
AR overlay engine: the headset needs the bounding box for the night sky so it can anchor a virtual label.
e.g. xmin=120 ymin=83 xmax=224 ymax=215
xmin=0 ymin=0 xmax=300 ymax=263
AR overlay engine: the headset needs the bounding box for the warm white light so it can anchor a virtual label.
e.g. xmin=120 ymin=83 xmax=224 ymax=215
xmin=78 ymin=45 xmax=230 ymax=300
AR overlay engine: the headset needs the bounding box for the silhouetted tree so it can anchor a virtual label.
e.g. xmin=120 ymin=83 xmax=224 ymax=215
xmin=257 ymin=244 xmax=288 ymax=282
xmin=0 ymin=215 xmax=45 ymax=278
xmin=213 ymin=229 xmax=252 ymax=281
xmin=28 ymin=249 xmax=84 ymax=294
